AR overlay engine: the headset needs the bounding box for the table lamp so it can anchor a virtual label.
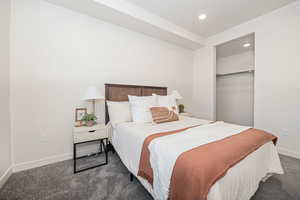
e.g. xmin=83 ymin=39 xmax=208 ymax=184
xmin=172 ymin=90 xmax=183 ymax=100
xmin=82 ymin=86 xmax=104 ymax=114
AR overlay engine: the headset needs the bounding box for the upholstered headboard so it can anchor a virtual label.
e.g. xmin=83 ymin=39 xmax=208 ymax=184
xmin=105 ymin=83 xmax=167 ymax=124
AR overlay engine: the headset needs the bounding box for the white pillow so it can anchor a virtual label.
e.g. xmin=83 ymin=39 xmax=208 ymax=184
xmin=128 ymin=95 xmax=157 ymax=123
xmin=106 ymin=101 xmax=132 ymax=127
xmin=153 ymin=94 xmax=178 ymax=114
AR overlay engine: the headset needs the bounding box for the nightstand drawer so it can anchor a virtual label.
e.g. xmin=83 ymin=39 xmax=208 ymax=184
xmin=74 ymin=129 xmax=107 ymax=143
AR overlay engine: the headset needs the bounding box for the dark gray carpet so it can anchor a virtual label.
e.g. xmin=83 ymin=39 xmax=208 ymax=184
xmin=0 ymin=153 xmax=299 ymax=200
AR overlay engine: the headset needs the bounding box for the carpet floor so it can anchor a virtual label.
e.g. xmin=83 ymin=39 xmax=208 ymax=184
xmin=0 ymin=153 xmax=299 ymax=200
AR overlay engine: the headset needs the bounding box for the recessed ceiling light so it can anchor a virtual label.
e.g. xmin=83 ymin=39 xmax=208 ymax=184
xmin=243 ymin=43 xmax=251 ymax=48
xmin=198 ymin=14 xmax=207 ymax=20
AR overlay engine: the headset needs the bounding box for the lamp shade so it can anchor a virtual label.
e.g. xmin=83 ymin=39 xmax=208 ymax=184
xmin=172 ymin=90 xmax=183 ymax=100
xmin=82 ymin=86 xmax=104 ymax=101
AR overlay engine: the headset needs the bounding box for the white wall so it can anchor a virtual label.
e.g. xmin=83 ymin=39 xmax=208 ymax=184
xmin=10 ymin=0 xmax=194 ymax=167
xmin=0 ymin=0 xmax=12 ymax=187
xmin=194 ymin=1 xmax=300 ymax=158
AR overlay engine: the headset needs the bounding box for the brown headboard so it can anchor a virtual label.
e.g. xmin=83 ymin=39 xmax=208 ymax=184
xmin=105 ymin=83 xmax=167 ymax=124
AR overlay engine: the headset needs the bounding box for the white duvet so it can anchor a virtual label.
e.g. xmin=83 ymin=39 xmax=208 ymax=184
xmin=111 ymin=117 xmax=284 ymax=200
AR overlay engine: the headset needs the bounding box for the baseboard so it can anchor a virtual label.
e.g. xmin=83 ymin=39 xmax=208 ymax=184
xmin=278 ymin=147 xmax=300 ymax=159
xmin=12 ymin=148 xmax=100 ymax=173
xmin=0 ymin=166 xmax=13 ymax=189
xmin=13 ymin=153 xmax=73 ymax=173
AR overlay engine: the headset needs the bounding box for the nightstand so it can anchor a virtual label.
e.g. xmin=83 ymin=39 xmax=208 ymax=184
xmin=73 ymin=123 xmax=108 ymax=173
xmin=179 ymin=112 xmax=191 ymax=117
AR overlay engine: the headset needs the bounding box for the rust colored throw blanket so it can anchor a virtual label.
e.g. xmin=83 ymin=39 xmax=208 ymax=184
xmin=138 ymin=126 xmax=277 ymax=200
xmin=138 ymin=125 xmax=200 ymax=185
xmin=169 ymin=128 xmax=277 ymax=200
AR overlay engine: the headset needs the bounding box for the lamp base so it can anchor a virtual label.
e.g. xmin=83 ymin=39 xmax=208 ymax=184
xmin=92 ymin=99 xmax=95 ymax=114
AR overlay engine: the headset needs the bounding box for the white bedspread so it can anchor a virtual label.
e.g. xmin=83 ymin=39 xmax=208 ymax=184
xmin=111 ymin=117 xmax=284 ymax=200
xmin=149 ymin=121 xmax=283 ymax=200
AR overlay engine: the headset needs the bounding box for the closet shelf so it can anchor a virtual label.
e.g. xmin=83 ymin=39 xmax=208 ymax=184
xmin=216 ymin=69 xmax=255 ymax=77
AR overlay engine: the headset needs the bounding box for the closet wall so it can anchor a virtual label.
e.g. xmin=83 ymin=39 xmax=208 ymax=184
xmin=0 ymin=0 xmax=12 ymax=187
xmin=216 ymin=34 xmax=255 ymax=126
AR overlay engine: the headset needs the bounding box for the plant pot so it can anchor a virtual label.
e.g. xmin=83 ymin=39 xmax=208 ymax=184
xmin=178 ymin=106 xmax=185 ymax=114
xmin=86 ymin=121 xmax=95 ymax=127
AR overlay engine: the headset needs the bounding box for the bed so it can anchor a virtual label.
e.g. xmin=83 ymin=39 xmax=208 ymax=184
xmin=104 ymin=83 xmax=284 ymax=200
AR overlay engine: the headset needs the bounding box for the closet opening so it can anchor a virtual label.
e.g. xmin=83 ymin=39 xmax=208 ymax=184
xmin=215 ymin=33 xmax=255 ymax=126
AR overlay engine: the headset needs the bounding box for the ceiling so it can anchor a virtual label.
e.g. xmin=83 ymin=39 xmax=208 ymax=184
xmin=45 ymin=0 xmax=204 ymax=49
xmin=216 ymin=34 xmax=254 ymax=58
xmin=45 ymin=0 xmax=296 ymax=49
xmin=126 ymin=0 xmax=296 ymax=37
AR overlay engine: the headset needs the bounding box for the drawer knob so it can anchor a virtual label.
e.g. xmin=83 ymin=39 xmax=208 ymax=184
xmin=89 ymin=130 xmax=96 ymax=133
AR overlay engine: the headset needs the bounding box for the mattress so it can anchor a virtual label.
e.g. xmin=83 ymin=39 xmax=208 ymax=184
xmin=111 ymin=116 xmax=283 ymax=200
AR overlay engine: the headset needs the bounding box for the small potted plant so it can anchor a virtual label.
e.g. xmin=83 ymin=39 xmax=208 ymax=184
xmin=82 ymin=113 xmax=97 ymax=127
xmin=178 ymin=104 xmax=185 ymax=113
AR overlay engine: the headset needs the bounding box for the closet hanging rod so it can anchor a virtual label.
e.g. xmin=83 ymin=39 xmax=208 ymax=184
xmin=216 ymin=69 xmax=255 ymax=77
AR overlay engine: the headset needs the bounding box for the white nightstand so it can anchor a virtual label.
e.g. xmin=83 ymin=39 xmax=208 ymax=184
xmin=73 ymin=123 xmax=108 ymax=173
xmin=179 ymin=112 xmax=191 ymax=117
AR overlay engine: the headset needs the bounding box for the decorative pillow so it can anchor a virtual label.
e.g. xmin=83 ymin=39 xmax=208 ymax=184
xmin=152 ymin=94 xmax=178 ymax=114
xmin=128 ymin=95 xmax=157 ymax=123
xmin=106 ymin=101 xmax=132 ymax=128
xmin=150 ymin=106 xmax=179 ymax=124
